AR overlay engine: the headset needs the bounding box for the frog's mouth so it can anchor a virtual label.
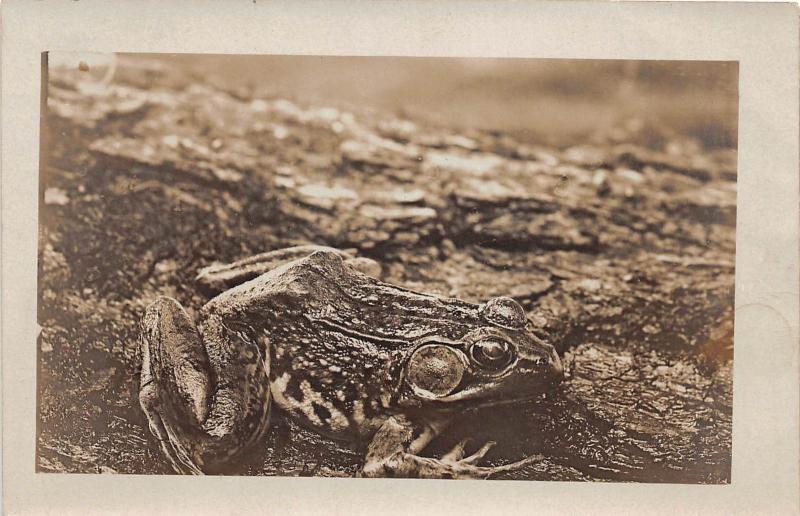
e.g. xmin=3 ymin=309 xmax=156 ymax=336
xmin=409 ymin=371 xmax=562 ymax=407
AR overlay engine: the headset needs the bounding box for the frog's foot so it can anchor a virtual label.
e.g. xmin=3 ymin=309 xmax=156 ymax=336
xmin=361 ymin=415 xmax=542 ymax=479
xmin=443 ymin=439 xmax=545 ymax=477
xmin=140 ymin=380 xmax=204 ymax=475
xmin=365 ymin=441 xmax=542 ymax=480
xmin=195 ymin=245 xmax=381 ymax=296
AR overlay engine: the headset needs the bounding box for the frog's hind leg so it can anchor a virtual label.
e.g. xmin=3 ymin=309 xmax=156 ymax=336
xmin=195 ymin=245 xmax=381 ymax=296
xmin=139 ymin=297 xmax=272 ymax=474
xmin=139 ymin=297 xmax=211 ymax=474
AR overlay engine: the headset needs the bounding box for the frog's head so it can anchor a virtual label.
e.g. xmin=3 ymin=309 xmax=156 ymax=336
xmin=398 ymin=297 xmax=563 ymax=409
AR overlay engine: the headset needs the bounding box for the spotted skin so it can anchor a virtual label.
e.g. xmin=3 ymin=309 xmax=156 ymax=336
xmin=139 ymin=247 xmax=564 ymax=477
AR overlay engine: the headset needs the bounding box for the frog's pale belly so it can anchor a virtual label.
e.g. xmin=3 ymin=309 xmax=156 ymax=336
xmin=266 ymin=333 xmax=401 ymax=440
xmin=269 ymin=372 xmax=387 ymax=439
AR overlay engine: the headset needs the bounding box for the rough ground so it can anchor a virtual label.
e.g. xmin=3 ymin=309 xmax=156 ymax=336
xmin=38 ymin=58 xmax=735 ymax=482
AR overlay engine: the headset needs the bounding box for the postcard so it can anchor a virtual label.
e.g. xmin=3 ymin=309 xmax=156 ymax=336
xmin=3 ymin=1 xmax=798 ymax=515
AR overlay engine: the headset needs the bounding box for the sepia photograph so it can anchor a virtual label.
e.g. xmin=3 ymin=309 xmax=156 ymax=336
xmin=36 ymin=52 xmax=738 ymax=482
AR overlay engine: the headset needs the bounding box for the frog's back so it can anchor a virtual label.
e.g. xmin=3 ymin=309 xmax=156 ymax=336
xmin=204 ymin=250 xmax=484 ymax=345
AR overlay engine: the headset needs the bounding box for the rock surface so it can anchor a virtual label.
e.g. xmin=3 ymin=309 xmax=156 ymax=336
xmin=38 ymin=57 xmax=734 ymax=482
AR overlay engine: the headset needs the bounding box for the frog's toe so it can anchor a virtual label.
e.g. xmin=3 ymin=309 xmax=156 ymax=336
xmin=460 ymin=440 xmax=496 ymax=465
xmin=443 ymin=450 xmax=541 ymax=479
xmin=439 ymin=440 xmax=495 ymax=468
xmin=156 ymin=427 xmax=204 ymax=475
xmin=139 ymin=382 xmax=168 ymax=441
xmin=441 ymin=438 xmax=472 ymax=462
xmin=471 ymin=453 xmax=544 ymax=479
xmin=139 ymin=380 xmax=204 ymax=475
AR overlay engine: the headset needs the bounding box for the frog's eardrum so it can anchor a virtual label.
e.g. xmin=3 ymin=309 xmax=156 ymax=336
xmin=406 ymin=344 xmax=466 ymax=397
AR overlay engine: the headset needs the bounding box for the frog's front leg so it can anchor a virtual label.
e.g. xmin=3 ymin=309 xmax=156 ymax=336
xmin=195 ymin=245 xmax=381 ymax=296
xmin=139 ymin=297 xmax=271 ymax=474
xmin=361 ymin=415 xmax=543 ymax=479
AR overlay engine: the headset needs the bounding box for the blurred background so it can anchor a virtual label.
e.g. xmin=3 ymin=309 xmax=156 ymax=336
xmin=139 ymin=55 xmax=738 ymax=150
xmin=50 ymin=53 xmax=738 ymax=150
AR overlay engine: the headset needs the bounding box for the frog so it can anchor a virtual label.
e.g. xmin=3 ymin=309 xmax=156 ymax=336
xmin=138 ymin=245 xmax=564 ymax=478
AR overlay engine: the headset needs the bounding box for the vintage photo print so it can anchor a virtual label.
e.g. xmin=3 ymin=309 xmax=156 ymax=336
xmin=37 ymin=53 xmax=737 ymax=482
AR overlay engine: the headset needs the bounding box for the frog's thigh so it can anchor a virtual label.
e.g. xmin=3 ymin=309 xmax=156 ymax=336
xmin=140 ymin=298 xmax=272 ymax=473
xmin=198 ymin=315 xmax=272 ymax=451
xmin=141 ymin=297 xmax=211 ymax=424
xmin=139 ymin=297 xmax=212 ymax=474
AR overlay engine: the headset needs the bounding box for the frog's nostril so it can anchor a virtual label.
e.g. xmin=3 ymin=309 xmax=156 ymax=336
xmin=522 ymin=346 xmax=561 ymax=372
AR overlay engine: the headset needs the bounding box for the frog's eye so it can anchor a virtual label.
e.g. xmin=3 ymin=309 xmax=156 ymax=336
xmin=480 ymin=297 xmax=526 ymax=330
xmin=469 ymin=339 xmax=515 ymax=371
